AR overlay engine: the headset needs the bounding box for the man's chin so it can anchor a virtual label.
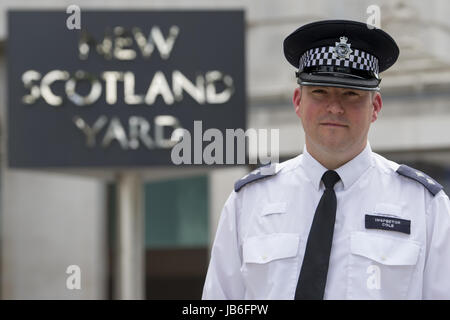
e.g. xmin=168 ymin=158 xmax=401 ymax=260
xmin=318 ymin=141 xmax=350 ymax=154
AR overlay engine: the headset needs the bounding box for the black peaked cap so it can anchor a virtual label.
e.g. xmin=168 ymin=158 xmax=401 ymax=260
xmin=284 ymin=20 xmax=399 ymax=73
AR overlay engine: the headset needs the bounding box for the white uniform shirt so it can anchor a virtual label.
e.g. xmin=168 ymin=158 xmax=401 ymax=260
xmin=202 ymin=143 xmax=450 ymax=299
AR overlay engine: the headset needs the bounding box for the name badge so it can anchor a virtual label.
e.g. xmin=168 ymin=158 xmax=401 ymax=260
xmin=365 ymin=214 xmax=411 ymax=234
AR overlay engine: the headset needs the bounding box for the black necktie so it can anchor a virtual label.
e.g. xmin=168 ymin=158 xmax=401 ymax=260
xmin=295 ymin=170 xmax=341 ymax=300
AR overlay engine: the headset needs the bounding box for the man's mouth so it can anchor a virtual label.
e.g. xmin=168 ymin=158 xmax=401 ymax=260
xmin=320 ymin=122 xmax=348 ymax=127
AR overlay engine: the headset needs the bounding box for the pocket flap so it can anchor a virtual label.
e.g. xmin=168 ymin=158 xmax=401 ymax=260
xmin=374 ymin=203 xmax=403 ymax=217
xmin=350 ymin=231 xmax=420 ymax=266
xmin=261 ymin=202 xmax=287 ymax=216
xmin=243 ymin=233 xmax=299 ymax=264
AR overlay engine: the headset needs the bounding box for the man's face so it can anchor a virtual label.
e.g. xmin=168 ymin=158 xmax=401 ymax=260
xmin=293 ymin=85 xmax=382 ymax=155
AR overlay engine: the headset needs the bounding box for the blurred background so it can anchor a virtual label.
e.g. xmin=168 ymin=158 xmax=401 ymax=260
xmin=1 ymin=0 xmax=450 ymax=299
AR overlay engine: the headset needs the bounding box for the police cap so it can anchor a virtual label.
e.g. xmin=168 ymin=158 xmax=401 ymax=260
xmin=283 ymin=20 xmax=399 ymax=91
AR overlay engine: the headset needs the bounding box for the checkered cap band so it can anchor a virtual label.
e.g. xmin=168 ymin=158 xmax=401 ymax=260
xmin=299 ymin=46 xmax=379 ymax=75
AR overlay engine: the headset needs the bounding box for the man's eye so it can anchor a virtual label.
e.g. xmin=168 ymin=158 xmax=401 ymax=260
xmin=344 ymin=91 xmax=358 ymax=96
xmin=312 ymin=90 xmax=326 ymax=94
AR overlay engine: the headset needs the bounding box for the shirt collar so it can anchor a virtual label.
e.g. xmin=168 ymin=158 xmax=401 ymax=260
xmin=302 ymin=142 xmax=374 ymax=191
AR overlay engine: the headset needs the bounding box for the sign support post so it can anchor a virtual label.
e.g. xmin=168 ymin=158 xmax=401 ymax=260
xmin=114 ymin=171 xmax=145 ymax=300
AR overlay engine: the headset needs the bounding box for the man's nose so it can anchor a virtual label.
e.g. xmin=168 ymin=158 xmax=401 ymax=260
xmin=326 ymin=99 xmax=344 ymax=114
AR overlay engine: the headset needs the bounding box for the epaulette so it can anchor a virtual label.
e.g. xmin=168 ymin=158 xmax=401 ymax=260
xmin=234 ymin=163 xmax=279 ymax=192
xmin=396 ymin=164 xmax=443 ymax=196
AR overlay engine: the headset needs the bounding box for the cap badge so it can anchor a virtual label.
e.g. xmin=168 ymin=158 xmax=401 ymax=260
xmin=333 ymin=36 xmax=353 ymax=60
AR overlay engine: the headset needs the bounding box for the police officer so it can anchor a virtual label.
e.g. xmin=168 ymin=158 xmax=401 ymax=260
xmin=202 ymin=20 xmax=450 ymax=299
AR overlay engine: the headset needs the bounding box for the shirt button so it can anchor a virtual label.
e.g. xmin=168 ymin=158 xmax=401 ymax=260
xmin=262 ymin=255 xmax=267 ymax=261
xmin=381 ymin=256 xmax=386 ymax=262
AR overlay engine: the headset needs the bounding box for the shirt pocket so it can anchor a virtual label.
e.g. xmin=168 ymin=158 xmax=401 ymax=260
xmin=241 ymin=233 xmax=300 ymax=299
xmin=347 ymin=231 xmax=421 ymax=299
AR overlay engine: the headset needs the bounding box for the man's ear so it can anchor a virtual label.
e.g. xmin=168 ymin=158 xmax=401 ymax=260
xmin=293 ymin=87 xmax=302 ymax=118
xmin=371 ymin=91 xmax=382 ymax=123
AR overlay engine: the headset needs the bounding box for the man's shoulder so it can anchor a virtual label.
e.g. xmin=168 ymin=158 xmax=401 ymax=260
xmin=395 ymin=164 xmax=443 ymax=196
xmin=372 ymin=152 xmax=443 ymax=197
xmin=234 ymin=156 xmax=301 ymax=192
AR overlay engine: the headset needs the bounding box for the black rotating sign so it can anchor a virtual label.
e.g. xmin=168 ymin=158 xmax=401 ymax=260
xmin=8 ymin=10 xmax=246 ymax=167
